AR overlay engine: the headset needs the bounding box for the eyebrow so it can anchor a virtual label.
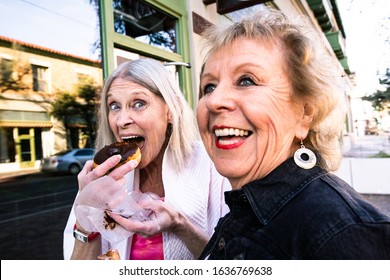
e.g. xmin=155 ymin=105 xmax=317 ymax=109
xmin=201 ymin=62 xmax=267 ymax=80
xmin=200 ymin=72 xmax=215 ymax=81
xmin=235 ymin=62 xmax=267 ymax=73
xmin=107 ymin=90 xmax=150 ymax=98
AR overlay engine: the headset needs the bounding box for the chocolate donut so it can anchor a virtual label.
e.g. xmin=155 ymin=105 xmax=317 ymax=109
xmin=93 ymin=141 xmax=141 ymax=171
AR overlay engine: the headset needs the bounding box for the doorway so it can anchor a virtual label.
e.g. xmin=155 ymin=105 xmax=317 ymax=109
xmin=15 ymin=128 xmax=36 ymax=168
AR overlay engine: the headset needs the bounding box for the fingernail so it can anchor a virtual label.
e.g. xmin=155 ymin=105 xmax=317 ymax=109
xmin=113 ymin=154 xmax=122 ymax=161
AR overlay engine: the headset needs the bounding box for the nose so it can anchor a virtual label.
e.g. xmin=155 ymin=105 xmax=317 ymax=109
xmin=205 ymin=83 xmax=236 ymax=113
xmin=116 ymin=109 xmax=134 ymax=128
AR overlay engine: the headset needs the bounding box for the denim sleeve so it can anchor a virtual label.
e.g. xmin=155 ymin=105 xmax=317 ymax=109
xmin=314 ymin=223 xmax=390 ymax=259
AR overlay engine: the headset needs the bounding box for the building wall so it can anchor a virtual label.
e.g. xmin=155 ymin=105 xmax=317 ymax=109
xmin=335 ymin=158 xmax=390 ymax=194
xmin=0 ymin=37 xmax=102 ymax=171
xmin=0 ymin=45 xmax=101 ymax=94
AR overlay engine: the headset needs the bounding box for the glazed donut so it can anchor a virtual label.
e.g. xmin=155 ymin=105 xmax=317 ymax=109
xmin=93 ymin=141 xmax=141 ymax=172
xmin=97 ymin=249 xmax=120 ymax=260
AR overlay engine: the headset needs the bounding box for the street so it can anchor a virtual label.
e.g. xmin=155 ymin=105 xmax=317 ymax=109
xmin=0 ymin=173 xmax=78 ymax=260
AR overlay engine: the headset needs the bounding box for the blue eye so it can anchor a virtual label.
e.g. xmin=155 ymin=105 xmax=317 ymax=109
xmin=108 ymin=102 xmax=120 ymax=111
xmin=132 ymin=100 xmax=146 ymax=110
xmin=202 ymin=84 xmax=216 ymax=95
xmin=238 ymin=76 xmax=255 ymax=86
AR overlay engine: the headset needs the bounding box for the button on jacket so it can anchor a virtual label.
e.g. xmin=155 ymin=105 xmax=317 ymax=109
xmin=200 ymin=158 xmax=390 ymax=260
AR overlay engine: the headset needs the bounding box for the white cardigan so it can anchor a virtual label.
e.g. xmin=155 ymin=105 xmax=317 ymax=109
xmin=63 ymin=141 xmax=231 ymax=260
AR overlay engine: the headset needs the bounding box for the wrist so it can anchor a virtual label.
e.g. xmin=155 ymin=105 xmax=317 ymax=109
xmin=73 ymin=223 xmax=100 ymax=243
xmin=75 ymin=221 xmax=89 ymax=234
xmin=171 ymin=212 xmax=188 ymax=233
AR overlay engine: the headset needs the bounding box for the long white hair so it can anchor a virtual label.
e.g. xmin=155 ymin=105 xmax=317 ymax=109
xmin=95 ymin=58 xmax=198 ymax=171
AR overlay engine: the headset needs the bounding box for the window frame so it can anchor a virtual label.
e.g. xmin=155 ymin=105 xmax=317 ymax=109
xmin=0 ymin=57 xmax=14 ymax=82
xmin=31 ymin=64 xmax=49 ymax=92
xmin=30 ymin=59 xmax=51 ymax=93
xmin=99 ymin=0 xmax=193 ymax=107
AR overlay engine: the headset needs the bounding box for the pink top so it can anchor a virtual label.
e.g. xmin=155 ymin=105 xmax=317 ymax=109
xmin=130 ymin=233 xmax=164 ymax=260
xmin=129 ymin=196 xmax=165 ymax=260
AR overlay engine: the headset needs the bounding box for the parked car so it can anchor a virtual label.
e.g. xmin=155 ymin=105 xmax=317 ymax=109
xmin=40 ymin=148 xmax=94 ymax=175
xmin=364 ymin=119 xmax=379 ymax=135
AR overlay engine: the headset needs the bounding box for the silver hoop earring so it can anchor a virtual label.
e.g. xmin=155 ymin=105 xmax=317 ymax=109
xmin=294 ymin=140 xmax=316 ymax=169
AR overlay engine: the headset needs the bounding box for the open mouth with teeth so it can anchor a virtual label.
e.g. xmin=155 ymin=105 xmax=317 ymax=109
xmin=214 ymin=128 xmax=252 ymax=149
xmin=122 ymin=136 xmax=145 ymax=149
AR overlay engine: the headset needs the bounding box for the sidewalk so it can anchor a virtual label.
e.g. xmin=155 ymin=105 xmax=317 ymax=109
xmin=343 ymin=134 xmax=390 ymax=158
xmin=0 ymin=168 xmax=41 ymax=182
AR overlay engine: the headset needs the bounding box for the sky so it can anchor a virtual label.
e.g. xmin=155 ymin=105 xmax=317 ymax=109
xmin=0 ymin=0 xmax=99 ymax=60
xmin=0 ymin=0 xmax=389 ymax=96
xmin=338 ymin=0 xmax=390 ymax=97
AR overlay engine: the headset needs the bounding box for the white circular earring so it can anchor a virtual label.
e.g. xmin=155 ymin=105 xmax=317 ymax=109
xmin=294 ymin=140 xmax=316 ymax=169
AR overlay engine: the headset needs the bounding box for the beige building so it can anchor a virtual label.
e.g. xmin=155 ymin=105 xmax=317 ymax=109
xmin=0 ymin=35 xmax=102 ymax=172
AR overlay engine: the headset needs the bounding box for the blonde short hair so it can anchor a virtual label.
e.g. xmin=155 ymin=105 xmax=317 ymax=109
xmin=201 ymin=9 xmax=347 ymax=171
xmin=96 ymin=58 xmax=198 ymax=171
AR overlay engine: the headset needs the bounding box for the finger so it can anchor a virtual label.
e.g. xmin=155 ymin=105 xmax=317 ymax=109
xmin=93 ymin=155 xmax=122 ymax=177
xmin=77 ymin=160 xmax=94 ymax=190
xmin=78 ymin=155 xmax=121 ymax=191
xmin=80 ymin=176 xmax=123 ymax=206
xmin=108 ymin=212 xmax=148 ymax=231
xmin=109 ymin=159 xmax=139 ymax=181
xmin=113 ymin=212 xmax=158 ymax=233
xmin=138 ymin=199 xmax=164 ymax=211
xmin=80 ymin=160 xmax=94 ymax=175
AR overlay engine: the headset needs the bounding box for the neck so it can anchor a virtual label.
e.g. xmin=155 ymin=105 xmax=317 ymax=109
xmin=140 ymin=161 xmax=164 ymax=196
xmin=139 ymin=139 xmax=168 ymax=197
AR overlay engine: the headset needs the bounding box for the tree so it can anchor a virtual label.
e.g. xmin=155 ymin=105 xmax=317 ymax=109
xmin=0 ymin=58 xmax=31 ymax=93
xmin=362 ymin=68 xmax=390 ymax=111
xmin=50 ymin=77 xmax=100 ymax=148
xmin=77 ymin=80 xmax=100 ymax=146
xmin=88 ymin=0 xmax=101 ymax=59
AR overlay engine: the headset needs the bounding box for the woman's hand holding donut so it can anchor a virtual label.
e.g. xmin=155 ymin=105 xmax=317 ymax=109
xmin=77 ymin=155 xmax=139 ymax=192
xmin=74 ymin=159 xmax=140 ymax=224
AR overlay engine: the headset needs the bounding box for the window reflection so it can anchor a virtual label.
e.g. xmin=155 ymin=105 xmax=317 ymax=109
xmin=113 ymin=0 xmax=177 ymax=53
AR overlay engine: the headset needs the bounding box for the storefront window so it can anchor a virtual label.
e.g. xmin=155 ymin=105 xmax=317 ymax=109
xmin=113 ymin=0 xmax=177 ymax=53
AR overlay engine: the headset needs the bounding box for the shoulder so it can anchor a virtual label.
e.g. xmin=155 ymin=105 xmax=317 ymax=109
xmin=188 ymin=141 xmax=212 ymax=164
xmin=263 ymin=173 xmax=390 ymax=258
xmin=314 ymin=222 xmax=390 ymax=259
xmin=293 ymin=173 xmax=390 ymax=239
xmin=164 ymin=141 xmax=211 ymax=178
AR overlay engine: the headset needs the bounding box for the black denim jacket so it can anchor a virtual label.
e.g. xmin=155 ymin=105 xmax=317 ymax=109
xmin=199 ymin=158 xmax=390 ymax=259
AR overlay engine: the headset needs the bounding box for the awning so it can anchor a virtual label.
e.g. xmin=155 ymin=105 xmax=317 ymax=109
xmin=339 ymin=57 xmax=351 ymax=74
xmin=0 ymin=110 xmax=52 ymax=127
xmin=0 ymin=121 xmax=52 ymax=127
xmin=326 ymin=31 xmax=346 ymax=59
xmin=307 ymin=0 xmax=334 ymax=32
xmin=216 ymin=0 xmax=267 ymax=14
xmin=324 ymin=32 xmax=351 ymax=73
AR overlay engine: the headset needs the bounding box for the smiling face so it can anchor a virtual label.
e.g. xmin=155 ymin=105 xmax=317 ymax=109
xmin=196 ymin=38 xmax=312 ymax=189
xmin=107 ymin=78 xmax=171 ymax=169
